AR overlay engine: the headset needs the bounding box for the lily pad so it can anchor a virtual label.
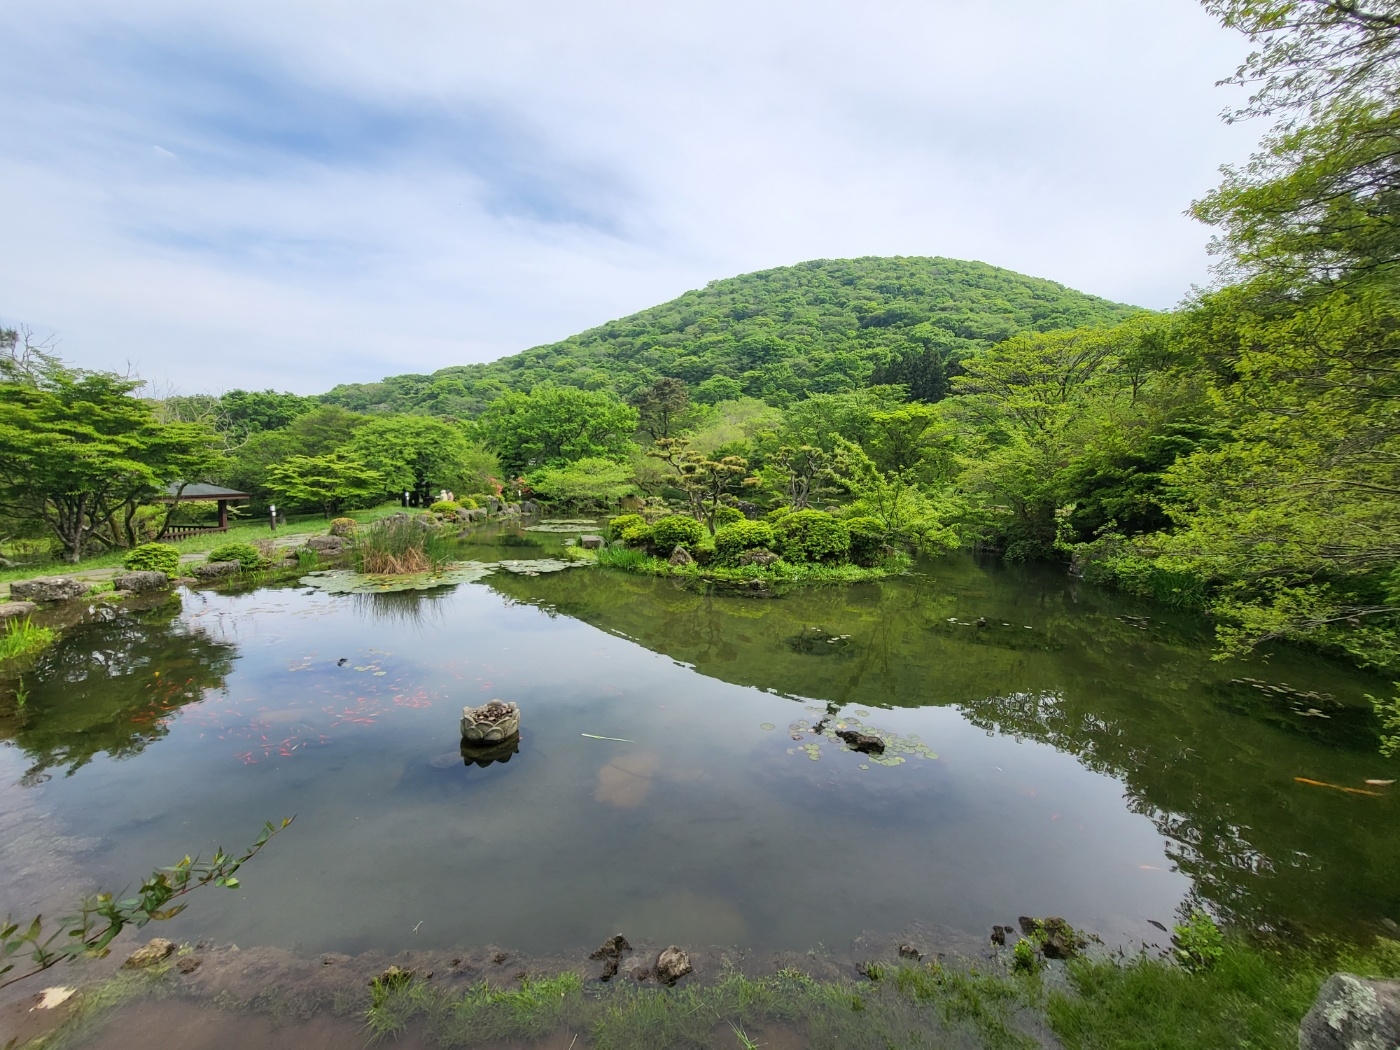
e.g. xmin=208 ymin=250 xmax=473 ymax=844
xmin=299 ymin=563 xmax=496 ymax=595
xmin=497 ymin=559 xmax=586 ymax=575
xmin=524 ymin=521 xmax=601 ymax=533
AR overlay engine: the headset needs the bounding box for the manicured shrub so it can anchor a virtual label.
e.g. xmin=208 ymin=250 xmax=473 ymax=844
xmin=429 ymin=500 xmax=460 ymax=515
xmin=845 ymin=516 xmax=887 ymax=566
xmin=764 ymin=506 xmax=792 ymax=523
xmin=608 ymin=514 xmax=646 ymax=541
xmin=713 ymin=520 xmax=776 ymax=564
xmin=459 ymin=496 xmax=479 ymax=509
xmin=712 ymin=505 xmax=744 ymax=528
xmin=620 ymin=523 xmax=654 ymax=547
xmin=329 ymin=517 xmax=358 ymax=537
xmin=206 ymin=543 xmax=265 ymax=573
xmin=650 ymin=515 xmax=706 ymax=553
xmin=123 ymin=543 xmax=180 ymax=578
xmin=775 ymin=510 xmax=850 ymax=563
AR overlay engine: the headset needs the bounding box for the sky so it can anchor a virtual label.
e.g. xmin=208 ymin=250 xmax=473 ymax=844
xmin=0 ymin=0 xmax=1260 ymax=395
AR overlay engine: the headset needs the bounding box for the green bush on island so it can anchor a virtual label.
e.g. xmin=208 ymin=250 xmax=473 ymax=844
xmin=206 ymin=543 xmax=266 ymax=573
xmin=650 ymin=515 xmax=706 ymax=554
xmin=775 ymin=510 xmax=850 ymax=563
xmin=122 ymin=543 xmax=181 ymax=579
xmin=607 ymin=514 xmax=646 ymax=541
xmin=429 ymin=500 xmax=460 ymax=515
xmin=713 ymin=520 xmax=776 ymax=564
xmin=845 ymin=516 xmax=888 ymax=567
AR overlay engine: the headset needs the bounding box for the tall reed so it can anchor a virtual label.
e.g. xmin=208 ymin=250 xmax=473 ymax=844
xmin=353 ymin=516 xmax=454 ymax=574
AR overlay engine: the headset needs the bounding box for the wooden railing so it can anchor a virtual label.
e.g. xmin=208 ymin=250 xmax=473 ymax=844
xmin=161 ymin=524 xmax=230 ymax=541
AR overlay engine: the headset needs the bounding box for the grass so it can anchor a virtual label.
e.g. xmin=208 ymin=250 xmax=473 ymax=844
xmin=354 ymin=515 xmax=455 ymax=574
xmin=1046 ymin=936 xmax=1400 ymax=1050
xmin=363 ymin=964 xmax=1043 ymax=1049
xmin=0 ymin=504 xmax=406 ymax=589
xmin=0 ymin=616 xmax=56 ymax=664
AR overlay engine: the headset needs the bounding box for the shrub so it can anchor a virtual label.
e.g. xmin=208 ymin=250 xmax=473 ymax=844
xmin=713 ymin=520 xmax=776 ymax=564
xmin=650 ymin=515 xmax=706 ymax=553
xmin=1012 ymin=939 xmax=1039 ymax=974
xmin=620 ymin=523 xmax=654 ymax=547
xmin=329 ymin=517 xmax=358 ymax=537
xmin=712 ymin=505 xmax=745 ymax=528
xmin=608 ymin=514 xmax=646 ymax=541
xmin=207 ymin=543 xmax=265 ymax=573
xmin=1172 ymin=911 xmax=1224 ymax=972
xmin=123 ymin=543 xmax=181 ymax=578
xmin=429 ymin=500 xmax=460 ymax=515
xmin=459 ymin=496 xmax=479 ymax=510
xmin=764 ymin=506 xmax=793 ymax=523
xmin=774 ymin=510 xmax=850 ymax=563
xmin=845 ymin=516 xmax=887 ymax=566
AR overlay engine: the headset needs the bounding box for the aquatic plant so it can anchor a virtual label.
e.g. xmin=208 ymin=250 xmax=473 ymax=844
xmin=1171 ymin=911 xmax=1224 ymax=972
xmin=774 ymin=510 xmax=850 ymax=563
xmin=206 ymin=543 xmax=265 ymax=573
xmin=595 ymin=547 xmax=658 ymax=572
xmin=0 ymin=817 xmax=293 ymax=990
xmin=121 ymin=543 xmax=180 ymax=578
xmin=1011 ymin=939 xmax=1039 ymax=975
xmin=0 ymin=616 xmax=55 ymax=664
xmin=354 ymin=515 xmax=453 ymax=574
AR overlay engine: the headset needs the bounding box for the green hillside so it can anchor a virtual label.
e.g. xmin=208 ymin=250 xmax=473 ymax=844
xmin=320 ymin=256 xmax=1141 ymax=414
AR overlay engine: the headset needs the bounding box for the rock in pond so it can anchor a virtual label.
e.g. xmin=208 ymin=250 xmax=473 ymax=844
xmin=655 ymin=946 xmax=692 ymax=985
xmin=461 ymin=699 xmax=520 ymax=744
xmin=113 ymin=570 xmax=170 ymax=593
xmin=0 ymin=600 xmax=39 ymax=622
xmin=9 ymin=576 xmax=88 ymax=603
xmin=737 ymin=548 xmax=780 ymax=567
xmin=836 ymin=730 xmax=885 ymax=755
xmin=580 ymin=535 xmax=605 ymax=550
xmin=192 ymin=561 xmax=241 ymax=580
xmin=1300 ymin=974 xmax=1400 ymax=1050
xmin=668 ymin=545 xmax=694 ymax=566
xmin=123 ymin=938 xmax=175 ymax=969
xmin=590 ymin=934 xmax=632 ymax=982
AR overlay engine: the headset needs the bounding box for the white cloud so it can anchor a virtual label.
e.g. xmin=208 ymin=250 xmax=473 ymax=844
xmin=0 ymin=0 xmax=1259 ymax=393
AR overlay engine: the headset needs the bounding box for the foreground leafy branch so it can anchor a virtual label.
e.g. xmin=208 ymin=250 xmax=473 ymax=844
xmin=0 ymin=816 xmax=293 ymax=989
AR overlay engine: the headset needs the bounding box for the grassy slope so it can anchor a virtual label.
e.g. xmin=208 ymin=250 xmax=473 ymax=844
xmin=320 ymin=256 xmax=1142 ymax=414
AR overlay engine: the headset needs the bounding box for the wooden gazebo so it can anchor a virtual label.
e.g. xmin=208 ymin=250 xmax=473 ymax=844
xmin=158 ymin=483 xmax=252 ymax=539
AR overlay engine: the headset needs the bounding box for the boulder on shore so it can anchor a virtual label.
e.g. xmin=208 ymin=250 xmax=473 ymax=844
xmin=668 ymin=545 xmax=694 ymax=566
xmin=305 ymin=535 xmax=346 ymax=555
xmin=0 ymin=601 xmax=39 ymax=622
xmin=113 ymin=571 xmax=171 ymax=594
xmin=580 ymin=535 xmax=605 ymax=550
xmin=192 ymin=561 xmax=240 ymax=580
xmin=10 ymin=576 xmax=88 ymax=603
xmin=123 ymin=938 xmax=175 ymax=969
xmin=737 ymin=549 xmax=780 ymax=567
xmin=1300 ymin=973 xmax=1400 ymax=1050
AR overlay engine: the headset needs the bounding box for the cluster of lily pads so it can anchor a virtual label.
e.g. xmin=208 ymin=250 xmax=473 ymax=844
xmin=299 ymin=557 xmax=582 ymax=594
xmin=782 ymin=713 xmax=939 ymax=769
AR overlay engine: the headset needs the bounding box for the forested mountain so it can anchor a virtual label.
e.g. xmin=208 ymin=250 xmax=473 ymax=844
xmin=320 ymin=256 xmax=1141 ymax=415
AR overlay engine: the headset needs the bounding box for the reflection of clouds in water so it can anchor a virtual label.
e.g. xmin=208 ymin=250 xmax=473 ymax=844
xmin=611 ymin=889 xmax=750 ymax=947
xmin=351 ymin=589 xmax=452 ymax=629
xmin=595 ymin=751 xmax=659 ymax=808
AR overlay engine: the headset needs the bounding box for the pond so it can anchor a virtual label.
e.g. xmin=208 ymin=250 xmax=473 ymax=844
xmin=0 ymin=524 xmax=1395 ymax=964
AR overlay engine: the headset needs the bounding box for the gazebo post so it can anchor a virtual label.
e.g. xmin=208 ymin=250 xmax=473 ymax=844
xmin=218 ymin=499 xmax=229 ymax=530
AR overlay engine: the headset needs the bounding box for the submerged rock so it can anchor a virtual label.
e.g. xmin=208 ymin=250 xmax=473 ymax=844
xmin=123 ymin=938 xmax=175 ymax=969
xmin=0 ymin=600 xmax=39 ymax=621
xmin=10 ymin=576 xmax=87 ymax=603
xmin=1017 ymin=916 xmax=1086 ymax=959
xmin=836 ymin=730 xmax=885 ymax=755
xmin=655 ymin=946 xmax=692 ymax=985
xmin=1300 ymin=974 xmax=1400 ymax=1050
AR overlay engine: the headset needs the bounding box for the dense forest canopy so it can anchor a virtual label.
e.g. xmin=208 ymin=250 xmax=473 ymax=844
xmin=318 ymin=257 xmax=1141 ymax=415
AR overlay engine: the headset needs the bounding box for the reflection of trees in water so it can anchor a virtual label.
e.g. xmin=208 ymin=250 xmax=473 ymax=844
xmin=1 ymin=599 xmax=237 ymax=781
xmin=959 ymin=688 xmax=1399 ymax=937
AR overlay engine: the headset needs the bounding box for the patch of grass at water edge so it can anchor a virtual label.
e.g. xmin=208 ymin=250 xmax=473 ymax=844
xmin=18 ymin=969 xmax=172 ymax=1050
xmin=354 ymin=515 xmax=455 ymax=574
xmin=591 ymin=545 xmax=911 ymax=585
xmin=1046 ymin=935 xmax=1400 ymax=1050
xmin=0 ymin=616 xmax=56 ymax=664
xmin=364 ymin=965 xmax=1043 ymax=1049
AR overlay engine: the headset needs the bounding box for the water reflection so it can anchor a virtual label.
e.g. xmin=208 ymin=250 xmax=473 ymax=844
xmin=0 ymin=598 xmax=236 ymax=781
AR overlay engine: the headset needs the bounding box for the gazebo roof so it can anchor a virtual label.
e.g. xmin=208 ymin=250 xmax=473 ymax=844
xmin=160 ymin=483 xmax=252 ymax=502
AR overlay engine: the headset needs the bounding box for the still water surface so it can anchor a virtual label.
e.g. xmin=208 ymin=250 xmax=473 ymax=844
xmin=0 ymin=530 xmax=1394 ymax=958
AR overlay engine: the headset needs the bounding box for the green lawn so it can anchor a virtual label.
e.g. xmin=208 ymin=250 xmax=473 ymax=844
xmin=0 ymin=503 xmax=406 ymax=589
